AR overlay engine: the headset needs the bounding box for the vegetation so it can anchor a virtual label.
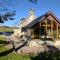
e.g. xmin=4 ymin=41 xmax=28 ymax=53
xmin=0 ymin=0 xmax=37 ymax=23
xmin=0 ymin=35 xmax=31 ymax=60
xmin=0 ymin=35 xmax=6 ymax=41
xmin=31 ymin=51 xmax=60 ymax=60
xmin=0 ymin=27 xmax=14 ymax=32
xmin=0 ymin=45 xmax=7 ymax=53
xmin=0 ymin=11 xmax=16 ymax=23
xmin=0 ymin=52 xmax=31 ymax=60
xmin=29 ymin=0 xmax=37 ymax=4
xmin=0 ymin=34 xmax=60 ymax=60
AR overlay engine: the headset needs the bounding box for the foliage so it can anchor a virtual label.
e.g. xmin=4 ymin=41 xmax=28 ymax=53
xmin=30 ymin=51 xmax=60 ymax=60
xmin=0 ymin=11 xmax=16 ymax=23
xmin=29 ymin=0 xmax=37 ymax=4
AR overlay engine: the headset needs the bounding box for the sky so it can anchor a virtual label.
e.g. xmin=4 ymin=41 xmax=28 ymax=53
xmin=0 ymin=0 xmax=60 ymax=27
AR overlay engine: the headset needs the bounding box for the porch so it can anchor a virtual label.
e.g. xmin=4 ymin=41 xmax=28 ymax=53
xmin=27 ymin=19 xmax=60 ymax=39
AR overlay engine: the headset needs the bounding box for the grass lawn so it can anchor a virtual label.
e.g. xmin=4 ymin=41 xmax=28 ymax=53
xmin=0 ymin=28 xmax=13 ymax=32
xmin=0 ymin=35 xmax=31 ymax=60
xmin=0 ymin=52 xmax=31 ymax=60
xmin=0 ymin=35 xmax=7 ymax=52
xmin=0 ymin=45 xmax=7 ymax=52
xmin=1 ymin=35 xmax=60 ymax=60
xmin=0 ymin=45 xmax=31 ymax=60
xmin=0 ymin=43 xmax=31 ymax=60
xmin=0 ymin=35 xmax=6 ymax=41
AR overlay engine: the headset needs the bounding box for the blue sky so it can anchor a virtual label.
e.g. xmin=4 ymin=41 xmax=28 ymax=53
xmin=0 ymin=0 xmax=60 ymax=26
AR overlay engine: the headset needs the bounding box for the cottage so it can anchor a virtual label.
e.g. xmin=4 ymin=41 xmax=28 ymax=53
xmin=24 ymin=11 xmax=60 ymax=39
xmin=14 ymin=10 xmax=60 ymax=39
xmin=14 ymin=9 xmax=36 ymax=37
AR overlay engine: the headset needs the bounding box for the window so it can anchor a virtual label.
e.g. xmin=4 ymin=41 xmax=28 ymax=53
xmin=21 ymin=27 xmax=27 ymax=32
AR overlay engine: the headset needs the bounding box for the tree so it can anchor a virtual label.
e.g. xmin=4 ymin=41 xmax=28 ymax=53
xmin=29 ymin=0 xmax=37 ymax=4
xmin=0 ymin=0 xmax=37 ymax=23
xmin=0 ymin=11 xmax=16 ymax=23
xmin=0 ymin=0 xmax=16 ymax=23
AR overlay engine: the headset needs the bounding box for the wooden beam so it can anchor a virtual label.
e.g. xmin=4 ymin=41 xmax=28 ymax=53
xmin=56 ymin=23 xmax=59 ymax=38
xmin=45 ymin=20 xmax=47 ymax=38
xmin=39 ymin=23 xmax=41 ymax=38
xmin=51 ymin=20 xmax=53 ymax=38
xmin=40 ymin=23 xmax=41 ymax=27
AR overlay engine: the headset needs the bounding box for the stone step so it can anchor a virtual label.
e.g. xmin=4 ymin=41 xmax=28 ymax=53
xmin=14 ymin=43 xmax=24 ymax=48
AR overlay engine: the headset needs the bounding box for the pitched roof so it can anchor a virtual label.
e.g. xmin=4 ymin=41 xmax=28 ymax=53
xmin=24 ymin=11 xmax=60 ymax=28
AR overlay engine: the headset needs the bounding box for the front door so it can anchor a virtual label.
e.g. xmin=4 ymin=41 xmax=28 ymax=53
xmin=34 ymin=27 xmax=39 ymax=39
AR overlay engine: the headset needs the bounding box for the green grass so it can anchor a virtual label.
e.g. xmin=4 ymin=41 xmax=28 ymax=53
xmin=0 ymin=35 xmax=6 ymax=41
xmin=0 ymin=43 xmax=31 ymax=60
xmin=0 ymin=42 xmax=31 ymax=60
xmin=0 ymin=28 xmax=13 ymax=32
xmin=0 ymin=46 xmax=31 ymax=60
xmin=0 ymin=45 xmax=31 ymax=60
xmin=0 ymin=35 xmax=31 ymax=60
xmin=0 ymin=45 xmax=7 ymax=53
xmin=0 ymin=35 xmax=7 ymax=52
xmin=0 ymin=35 xmax=60 ymax=60
xmin=0 ymin=52 xmax=31 ymax=60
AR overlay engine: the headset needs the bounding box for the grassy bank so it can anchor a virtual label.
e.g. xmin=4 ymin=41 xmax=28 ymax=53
xmin=0 ymin=35 xmax=6 ymax=41
xmin=0 ymin=35 xmax=31 ymax=60
xmin=0 ymin=35 xmax=7 ymax=52
xmin=0 ymin=36 xmax=60 ymax=60
xmin=0 ymin=28 xmax=13 ymax=32
xmin=0 ymin=53 xmax=31 ymax=60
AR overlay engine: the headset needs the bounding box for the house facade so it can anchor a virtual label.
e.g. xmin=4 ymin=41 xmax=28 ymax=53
xmin=24 ymin=11 xmax=60 ymax=39
xmin=14 ymin=10 xmax=60 ymax=39
xmin=14 ymin=9 xmax=36 ymax=37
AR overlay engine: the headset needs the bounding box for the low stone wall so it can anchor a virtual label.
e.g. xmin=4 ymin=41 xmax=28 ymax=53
xmin=53 ymin=40 xmax=60 ymax=48
xmin=29 ymin=40 xmax=60 ymax=49
xmin=15 ymin=40 xmax=60 ymax=55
